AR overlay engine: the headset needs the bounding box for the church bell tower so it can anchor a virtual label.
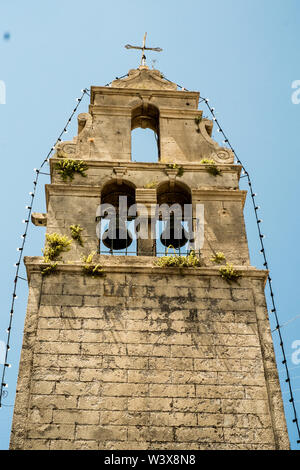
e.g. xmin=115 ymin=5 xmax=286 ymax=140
xmin=10 ymin=64 xmax=290 ymax=450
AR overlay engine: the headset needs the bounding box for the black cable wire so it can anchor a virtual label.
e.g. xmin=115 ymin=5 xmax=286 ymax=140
xmin=0 ymin=72 xmax=129 ymax=406
xmin=0 ymin=88 xmax=89 ymax=408
xmin=2 ymin=70 xmax=299 ymax=444
xmin=201 ymin=96 xmax=300 ymax=444
xmin=204 ymin=101 xmax=300 ymax=444
xmin=104 ymin=73 xmax=129 ymax=87
xmin=162 ymin=73 xmax=300 ymax=444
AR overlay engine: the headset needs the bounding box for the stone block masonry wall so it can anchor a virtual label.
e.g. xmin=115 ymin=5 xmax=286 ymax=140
xmin=10 ymin=260 xmax=289 ymax=450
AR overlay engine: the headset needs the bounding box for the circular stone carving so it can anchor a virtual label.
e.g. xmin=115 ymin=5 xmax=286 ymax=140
xmin=61 ymin=143 xmax=76 ymax=154
xmin=214 ymin=149 xmax=234 ymax=164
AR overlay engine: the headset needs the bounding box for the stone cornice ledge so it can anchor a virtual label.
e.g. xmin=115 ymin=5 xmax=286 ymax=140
xmin=24 ymin=256 xmax=268 ymax=284
xmin=192 ymin=189 xmax=247 ymax=207
xmin=90 ymin=87 xmax=199 ymax=101
xmin=45 ymin=184 xmax=101 ymax=208
xmin=50 ymin=158 xmax=242 ymax=173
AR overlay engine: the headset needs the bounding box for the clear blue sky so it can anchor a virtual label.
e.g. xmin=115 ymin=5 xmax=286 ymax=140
xmin=1 ymin=0 xmax=300 ymax=450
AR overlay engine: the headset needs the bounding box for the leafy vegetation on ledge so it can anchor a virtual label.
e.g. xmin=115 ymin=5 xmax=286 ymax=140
xmin=200 ymin=158 xmax=222 ymax=177
xmin=155 ymin=249 xmax=201 ymax=268
xmin=42 ymin=233 xmax=72 ymax=262
xmin=41 ymin=262 xmax=58 ymax=276
xmin=167 ymin=163 xmax=184 ymax=177
xmin=219 ymin=263 xmax=240 ymax=282
xmin=55 ymin=159 xmax=88 ymax=182
xmin=40 ymin=232 xmax=72 ymax=276
xmin=82 ymin=252 xmax=105 ymax=277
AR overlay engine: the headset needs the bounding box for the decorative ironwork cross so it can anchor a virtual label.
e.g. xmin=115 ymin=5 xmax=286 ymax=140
xmin=125 ymin=33 xmax=162 ymax=66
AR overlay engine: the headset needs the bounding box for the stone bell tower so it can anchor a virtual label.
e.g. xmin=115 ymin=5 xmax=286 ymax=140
xmin=10 ymin=66 xmax=289 ymax=450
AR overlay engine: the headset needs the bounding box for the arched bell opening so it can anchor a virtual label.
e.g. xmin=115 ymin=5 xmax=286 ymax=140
xmin=156 ymin=181 xmax=193 ymax=256
xmin=131 ymin=104 xmax=160 ymax=163
xmin=98 ymin=180 xmax=137 ymax=255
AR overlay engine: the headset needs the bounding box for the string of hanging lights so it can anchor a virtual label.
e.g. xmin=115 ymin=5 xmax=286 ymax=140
xmin=200 ymin=97 xmax=300 ymax=445
xmin=0 ymin=73 xmax=131 ymax=408
xmin=0 ymin=88 xmax=89 ymax=408
xmin=162 ymin=74 xmax=300 ymax=444
xmin=1 ymin=69 xmax=299 ymax=445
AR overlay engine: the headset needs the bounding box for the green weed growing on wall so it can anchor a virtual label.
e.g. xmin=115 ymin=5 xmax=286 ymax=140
xmin=70 ymin=224 xmax=84 ymax=246
xmin=219 ymin=263 xmax=240 ymax=282
xmin=155 ymin=248 xmax=201 ymax=268
xmin=200 ymin=158 xmax=222 ymax=177
xmin=82 ymin=252 xmax=105 ymax=277
xmin=41 ymin=263 xmax=58 ymax=276
xmin=43 ymin=233 xmax=72 ymax=261
xmin=55 ymin=159 xmax=88 ymax=182
xmin=167 ymin=163 xmax=184 ymax=177
xmin=211 ymin=252 xmax=226 ymax=264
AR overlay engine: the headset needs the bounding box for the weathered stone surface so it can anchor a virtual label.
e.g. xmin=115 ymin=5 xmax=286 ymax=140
xmin=10 ymin=66 xmax=289 ymax=450
xmin=10 ymin=264 xmax=289 ymax=450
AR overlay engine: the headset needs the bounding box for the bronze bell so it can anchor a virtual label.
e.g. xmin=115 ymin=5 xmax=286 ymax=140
xmin=102 ymin=216 xmax=133 ymax=251
xmin=160 ymin=214 xmax=189 ymax=249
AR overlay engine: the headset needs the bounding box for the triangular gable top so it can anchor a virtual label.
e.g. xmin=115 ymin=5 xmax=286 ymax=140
xmin=111 ymin=67 xmax=178 ymax=91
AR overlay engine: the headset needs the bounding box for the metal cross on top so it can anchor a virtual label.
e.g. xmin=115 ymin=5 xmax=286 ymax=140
xmin=125 ymin=33 xmax=163 ymax=67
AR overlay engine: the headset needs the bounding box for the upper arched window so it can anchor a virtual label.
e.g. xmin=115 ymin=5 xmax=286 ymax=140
xmin=131 ymin=104 xmax=160 ymax=163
